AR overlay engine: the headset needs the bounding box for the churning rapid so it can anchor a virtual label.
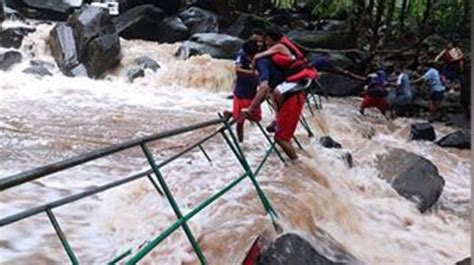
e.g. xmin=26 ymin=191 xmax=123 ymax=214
xmin=0 ymin=21 xmax=470 ymax=265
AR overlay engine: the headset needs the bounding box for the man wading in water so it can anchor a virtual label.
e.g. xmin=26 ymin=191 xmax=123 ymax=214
xmin=245 ymin=28 xmax=319 ymax=160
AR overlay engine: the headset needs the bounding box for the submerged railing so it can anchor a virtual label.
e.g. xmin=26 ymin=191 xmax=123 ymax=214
xmin=0 ymin=88 xmax=321 ymax=264
xmin=0 ymin=116 xmax=287 ymax=264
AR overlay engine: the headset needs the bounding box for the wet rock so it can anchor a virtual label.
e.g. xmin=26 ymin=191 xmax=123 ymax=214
xmin=287 ymin=29 xmax=357 ymax=50
xmin=225 ymin=14 xmax=269 ymax=39
xmin=410 ymin=123 xmax=436 ymax=141
xmin=319 ymin=136 xmax=342 ymax=149
xmin=176 ymin=33 xmax=243 ymax=59
xmin=22 ymin=65 xmax=53 ymax=77
xmin=456 ymin=257 xmax=471 ymax=265
xmin=118 ymin=0 xmax=182 ymax=15
xmin=437 ymin=130 xmax=470 ymax=149
xmin=113 ymin=5 xmax=166 ymax=41
xmin=178 ymin=7 xmax=219 ymax=35
xmin=155 ymin=16 xmax=190 ymax=43
xmin=30 ymin=59 xmax=56 ymax=69
xmin=50 ymin=6 xmax=121 ymax=78
xmin=135 ymin=56 xmax=160 ymax=71
xmin=5 ymin=0 xmax=83 ymax=20
xmin=307 ymin=52 xmax=355 ymax=70
xmin=340 ymin=152 xmax=353 ymax=168
xmin=0 ymin=50 xmax=22 ymax=71
xmin=316 ymin=72 xmax=362 ymax=97
xmin=2 ymin=5 xmax=26 ymax=21
xmin=185 ymin=0 xmax=231 ymax=16
xmin=259 ymin=233 xmax=360 ymax=265
xmin=267 ymin=13 xmax=292 ymax=27
xmin=127 ymin=66 xmax=144 ymax=82
xmin=0 ymin=27 xmax=36 ymax=49
xmin=84 ymin=30 xmax=120 ymax=77
xmin=126 ymin=56 xmax=160 ymax=82
xmin=69 ymin=63 xmax=88 ymax=77
xmin=0 ymin=2 xmax=4 ymax=23
xmin=49 ymin=23 xmax=81 ymax=76
xmin=318 ymin=20 xmax=349 ymax=31
xmin=376 ymin=148 xmax=445 ymax=212
xmin=113 ymin=5 xmax=190 ymax=43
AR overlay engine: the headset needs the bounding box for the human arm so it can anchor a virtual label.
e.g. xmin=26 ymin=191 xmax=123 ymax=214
xmin=253 ymin=45 xmax=281 ymax=61
xmin=236 ymin=66 xmax=256 ymax=76
xmin=434 ymin=49 xmax=446 ymax=62
xmin=340 ymin=68 xmax=366 ymax=81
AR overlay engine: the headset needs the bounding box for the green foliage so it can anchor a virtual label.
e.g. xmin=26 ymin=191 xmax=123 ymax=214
xmin=432 ymin=0 xmax=465 ymax=36
xmin=271 ymin=0 xmax=467 ymax=36
xmin=271 ymin=0 xmax=355 ymax=19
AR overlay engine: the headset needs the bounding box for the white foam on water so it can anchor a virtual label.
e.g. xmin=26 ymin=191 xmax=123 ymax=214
xmin=0 ymin=21 xmax=470 ymax=265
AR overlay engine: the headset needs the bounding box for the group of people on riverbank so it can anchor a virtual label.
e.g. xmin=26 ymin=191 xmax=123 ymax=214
xmin=225 ymin=28 xmax=466 ymax=160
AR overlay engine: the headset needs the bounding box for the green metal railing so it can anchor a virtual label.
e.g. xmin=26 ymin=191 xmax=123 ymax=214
xmin=0 ymin=118 xmax=285 ymax=264
xmin=0 ymin=91 xmax=321 ymax=264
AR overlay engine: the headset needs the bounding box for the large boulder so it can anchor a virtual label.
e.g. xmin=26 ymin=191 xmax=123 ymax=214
xmin=49 ymin=6 xmax=121 ymax=78
xmin=178 ymin=7 xmax=219 ymax=35
xmin=176 ymin=33 xmax=243 ymax=59
xmin=410 ymin=123 xmax=436 ymax=141
xmin=375 ymin=148 xmax=445 ymax=212
xmin=117 ymin=0 xmax=182 ymax=15
xmin=154 ymin=16 xmax=190 ymax=43
xmin=0 ymin=50 xmax=22 ymax=71
xmin=113 ymin=5 xmax=166 ymax=40
xmin=5 ymin=0 xmax=83 ymax=20
xmin=84 ymin=30 xmax=120 ymax=77
xmin=287 ymin=29 xmax=357 ymax=50
xmin=113 ymin=5 xmax=189 ymax=43
xmin=437 ymin=130 xmax=471 ymax=149
xmin=0 ymin=1 xmax=4 ymax=24
xmin=0 ymin=27 xmax=35 ymax=49
xmin=225 ymin=14 xmax=269 ymax=39
xmin=307 ymin=52 xmax=355 ymax=70
xmin=315 ymin=72 xmax=362 ymax=97
xmin=49 ymin=23 xmax=82 ymax=76
xmin=317 ymin=20 xmax=350 ymax=31
xmin=259 ymin=233 xmax=360 ymax=265
xmin=185 ymin=0 xmax=231 ymax=16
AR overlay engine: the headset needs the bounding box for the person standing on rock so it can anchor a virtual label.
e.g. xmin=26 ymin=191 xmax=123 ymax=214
xmin=245 ymin=28 xmax=318 ymax=160
xmin=224 ymin=40 xmax=261 ymax=143
xmin=412 ymin=62 xmax=446 ymax=122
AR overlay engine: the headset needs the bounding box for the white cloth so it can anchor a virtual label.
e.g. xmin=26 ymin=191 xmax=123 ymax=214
xmin=275 ymin=82 xmax=298 ymax=94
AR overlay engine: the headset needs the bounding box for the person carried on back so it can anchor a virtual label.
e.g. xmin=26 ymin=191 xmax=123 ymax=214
xmin=244 ymin=28 xmax=319 ymax=160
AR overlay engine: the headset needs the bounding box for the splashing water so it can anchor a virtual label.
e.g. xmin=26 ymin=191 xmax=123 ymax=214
xmin=0 ymin=22 xmax=470 ymax=265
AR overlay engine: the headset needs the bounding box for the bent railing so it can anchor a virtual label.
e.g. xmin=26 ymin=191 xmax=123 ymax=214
xmin=0 ymin=115 xmax=289 ymax=264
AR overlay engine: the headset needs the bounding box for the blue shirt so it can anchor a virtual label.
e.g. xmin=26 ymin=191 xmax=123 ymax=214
xmin=256 ymin=58 xmax=284 ymax=89
xmin=422 ymin=68 xmax=445 ymax=92
xmin=234 ymin=50 xmax=259 ymax=99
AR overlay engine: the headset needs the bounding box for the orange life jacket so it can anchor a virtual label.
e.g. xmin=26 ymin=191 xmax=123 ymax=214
xmin=271 ymin=36 xmax=319 ymax=82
